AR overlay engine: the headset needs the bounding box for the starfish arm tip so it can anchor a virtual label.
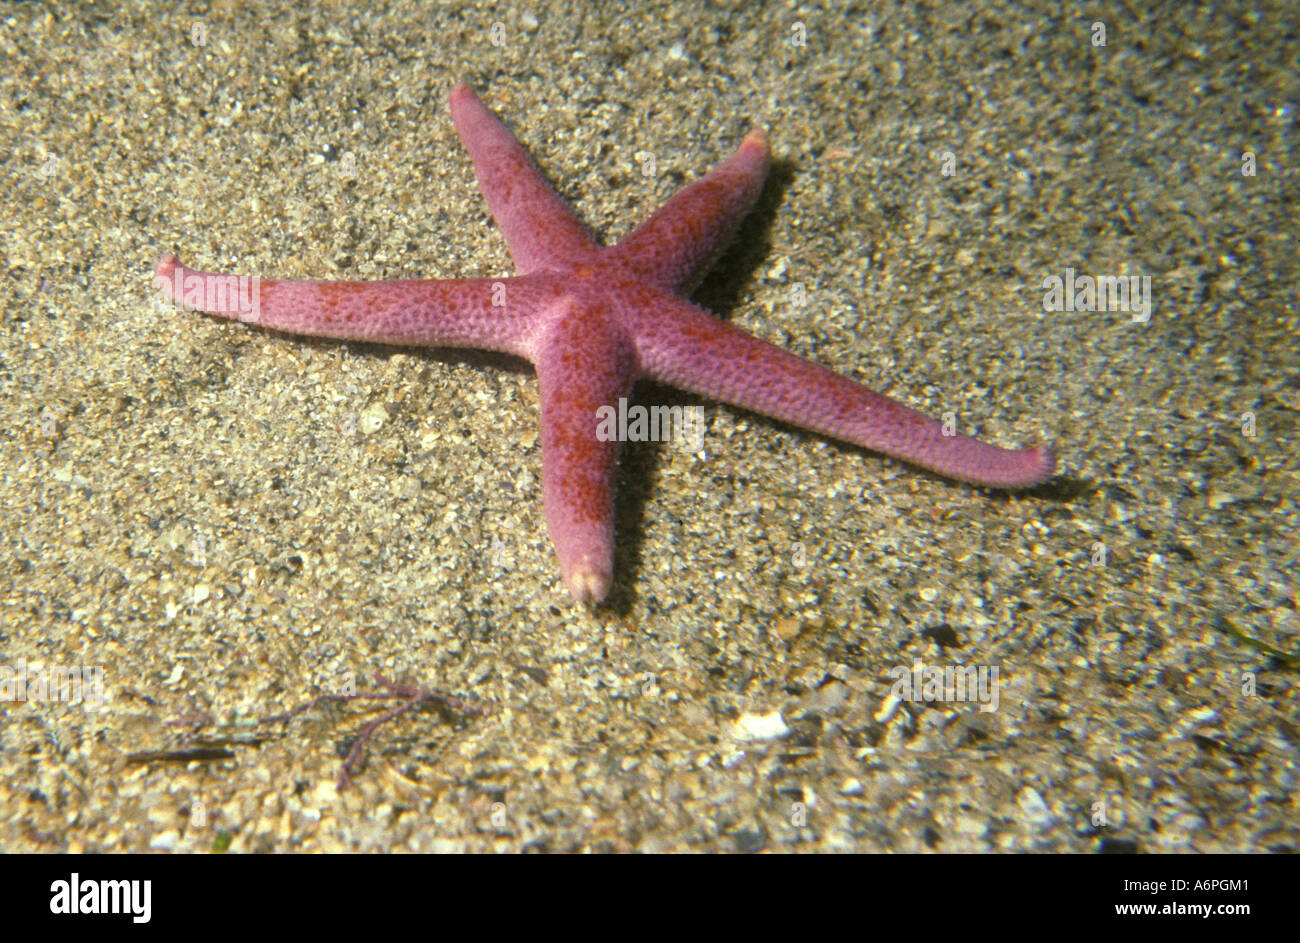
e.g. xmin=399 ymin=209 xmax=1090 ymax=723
xmin=1033 ymin=443 xmax=1058 ymax=482
xmin=1006 ymin=443 xmax=1057 ymax=488
xmin=959 ymin=442 xmax=1057 ymax=489
xmin=154 ymin=253 xmax=179 ymax=279
xmin=567 ymin=566 xmax=613 ymax=607
xmin=741 ymin=129 xmax=770 ymax=154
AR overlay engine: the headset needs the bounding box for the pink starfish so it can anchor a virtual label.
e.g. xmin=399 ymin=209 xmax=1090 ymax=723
xmin=154 ymin=84 xmax=1055 ymax=605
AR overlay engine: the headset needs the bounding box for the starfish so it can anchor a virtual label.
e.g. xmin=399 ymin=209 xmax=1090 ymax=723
xmin=154 ymin=84 xmax=1055 ymax=605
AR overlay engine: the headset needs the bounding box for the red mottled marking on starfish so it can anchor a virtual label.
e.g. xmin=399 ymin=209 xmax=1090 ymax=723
xmin=154 ymin=83 xmax=1056 ymax=605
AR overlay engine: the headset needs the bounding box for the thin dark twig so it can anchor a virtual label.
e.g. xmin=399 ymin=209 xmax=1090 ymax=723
xmin=145 ymin=676 xmax=485 ymax=789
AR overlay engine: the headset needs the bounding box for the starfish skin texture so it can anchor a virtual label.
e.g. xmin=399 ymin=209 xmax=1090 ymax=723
xmin=154 ymin=83 xmax=1055 ymax=605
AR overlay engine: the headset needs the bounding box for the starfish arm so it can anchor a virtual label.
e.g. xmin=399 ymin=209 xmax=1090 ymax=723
xmin=153 ymin=254 xmax=542 ymax=358
xmin=535 ymin=302 xmax=638 ymax=604
xmin=610 ymin=130 xmax=770 ymax=294
xmin=449 ymin=84 xmax=599 ymax=275
xmin=637 ymin=298 xmax=1056 ymax=489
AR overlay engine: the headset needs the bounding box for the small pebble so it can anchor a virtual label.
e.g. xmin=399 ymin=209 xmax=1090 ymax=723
xmin=731 ymin=711 xmax=790 ymax=741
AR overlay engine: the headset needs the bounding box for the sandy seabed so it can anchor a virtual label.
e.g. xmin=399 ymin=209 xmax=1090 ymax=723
xmin=1 ymin=2 xmax=1295 ymax=852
